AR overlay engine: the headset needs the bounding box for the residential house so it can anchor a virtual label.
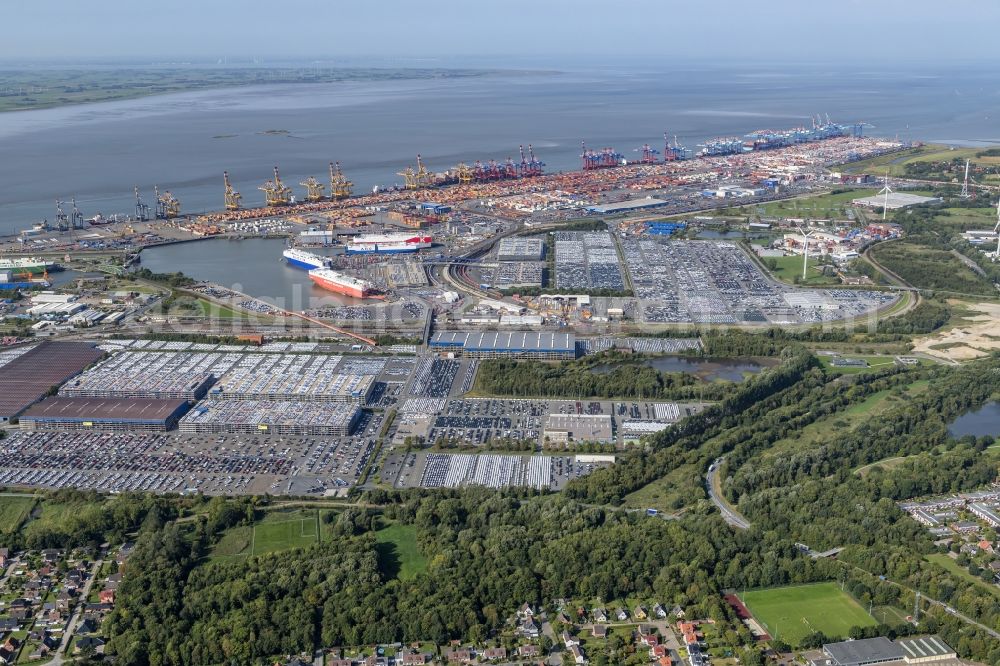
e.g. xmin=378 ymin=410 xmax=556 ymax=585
xmin=615 ymin=608 xmax=629 ymax=622
xmin=592 ymin=608 xmax=608 ymax=623
xmin=518 ymin=645 xmax=540 ymax=658
xmin=592 ymin=625 xmax=607 ymax=639
xmin=99 ymin=588 xmax=116 ymax=604
xmin=633 ymin=605 xmax=648 ymax=621
xmin=561 ymin=631 xmax=580 ymax=648
xmin=519 ymin=618 xmax=540 ymax=639
xmin=77 ymin=618 xmax=99 ymax=635
xmin=0 ymin=619 xmax=19 ymax=633
xmin=650 ymin=644 xmax=668 ymax=660
xmin=556 ymin=611 xmax=571 ymax=625
xmin=74 ymin=636 xmax=105 ymax=653
xmin=640 ymin=633 xmax=660 ymax=647
xmin=399 ymin=648 xmax=427 ymax=665
xmin=0 ymin=548 xmax=8 ymax=568
xmin=444 ymin=647 xmax=473 ymax=663
xmin=481 ymin=647 xmax=507 ymax=661
xmin=328 ymin=660 xmax=353 ymax=666
xmin=518 ymin=603 xmax=535 ymax=619
xmin=653 ymin=604 xmax=667 ymax=619
xmin=568 ymin=644 xmax=587 ymax=665
xmin=40 ymin=549 xmax=60 ymax=563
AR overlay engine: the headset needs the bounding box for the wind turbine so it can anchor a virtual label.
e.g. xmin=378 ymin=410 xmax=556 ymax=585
xmin=796 ymin=223 xmax=816 ymax=280
xmin=877 ymin=170 xmax=893 ymax=221
xmin=994 ymin=197 xmax=1000 ymax=259
xmin=960 ymin=159 xmax=971 ymax=198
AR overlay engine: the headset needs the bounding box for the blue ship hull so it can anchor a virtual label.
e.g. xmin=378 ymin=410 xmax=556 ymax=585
xmin=286 ymin=257 xmax=323 ymax=270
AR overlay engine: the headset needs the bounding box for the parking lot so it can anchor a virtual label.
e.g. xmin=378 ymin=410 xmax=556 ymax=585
xmin=555 ymin=231 xmax=626 ymax=291
xmin=620 ymin=238 xmax=896 ymax=324
xmin=0 ymin=429 xmax=379 ymax=496
xmin=387 ymin=451 xmax=609 ymax=490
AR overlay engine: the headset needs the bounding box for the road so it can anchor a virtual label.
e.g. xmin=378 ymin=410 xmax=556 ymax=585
xmin=46 ymin=557 xmax=103 ymax=666
xmin=706 ymin=458 xmax=750 ymax=530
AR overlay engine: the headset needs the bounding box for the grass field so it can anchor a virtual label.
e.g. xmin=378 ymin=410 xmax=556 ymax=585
xmin=207 ymin=510 xmax=321 ymax=563
xmin=819 ymin=355 xmax=903 ymax=375
xmin=835 ymin=145 xmax=985 ymax=177
xmin=0 ymin=497 xmax=37 ymax=535
xmin=375 ymin=522 xmax=428 ymax=581
xmin=741 ymin=189 xmax=876 ymax=219
xmin=741 ymin=582 xmax=876 ymax=646
xmin=926 ymin=553 xmax=1000 ymax=599
xmin=764 ymin=254 xmax=841 ymax=286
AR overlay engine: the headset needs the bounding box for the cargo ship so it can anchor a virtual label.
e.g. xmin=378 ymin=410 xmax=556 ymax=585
xmin=307 ymin=268 xmax=372 ymax=298
xmin=282 ymin=247 xmax=330 ymax=270
xmin=345 ymin=233 xmax=432 ymax=255
xmin=0 ymin=257 xmax=60 ymax=275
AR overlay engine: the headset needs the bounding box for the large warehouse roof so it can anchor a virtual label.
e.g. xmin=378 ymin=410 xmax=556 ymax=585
xmin=586 ymin=197 xmax=669 ymax=214
xmin=852 ymin=192 xmax=941 ymax=210
xmin=0 ymin=342 xmax=104 ymax=420
xmin=430 ymin=331 xmax=576 ymax=353
xmin=824 ymin=637 xmax=903 ymax=666
xmin=21 ymin=397 xmax=189 ymax=424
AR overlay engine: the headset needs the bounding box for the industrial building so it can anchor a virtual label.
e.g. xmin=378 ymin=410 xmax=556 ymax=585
xmin=430 ymin=331 xmax=577 ymax=360
xmin=585 ymin=197 xmax=669 ymax=214
xmin=61 ymin=369 xmax=215 ymax=400
xmin=179 ymin=400 xmax=361 ymax=436
xmin=497 ymin=237 xmax=545 ymax=262
xmin=0 ymin=342 xmax=105 ymax=422
xmin=814 ymin=636 xmax=956 ymax=666
xmin=851 ymin=192 xmax=941 ymax=210
xmin=19 ymin=397 xmax=190 ymax=432
xmin=544 ymin=414 xmax=614 ymax=443
xmin=210 ymin=370 xmax=375 ymax=405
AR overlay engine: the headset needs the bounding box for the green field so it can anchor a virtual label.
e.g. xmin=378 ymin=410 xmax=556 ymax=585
xmin=741 ymin=189 xmax=876 ymax=220
xmin=375 ymin=522 xmax=428 ymax=581
xmin=834 ymin=145 xmax=988 ymax=177
xmin=926 ymin=553 xmax=1000 ymax=599
xmin=208 ymin=510 xmax=321 ymax=563
xmin=764 ymin=254 xmax=841 ymax=286
xmin=741 ymin=582 xmax=877 ymax=646
xmin=0 ymin=496 xmax=37 ymax=535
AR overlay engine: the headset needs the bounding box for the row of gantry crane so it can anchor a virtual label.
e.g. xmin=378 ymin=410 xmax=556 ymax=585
xmin=226 ymin=162 xmax=355 ymax=210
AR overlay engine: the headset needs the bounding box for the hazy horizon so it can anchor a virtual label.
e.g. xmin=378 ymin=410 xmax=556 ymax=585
xmin=4 ymin=0 xmax=999 ymax=64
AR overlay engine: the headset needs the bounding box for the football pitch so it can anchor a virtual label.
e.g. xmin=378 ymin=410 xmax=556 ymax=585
xmin=741 ymin=582 xmax=877 ymax=646
xmin=251 ymin=513 xmax=319 ymax=556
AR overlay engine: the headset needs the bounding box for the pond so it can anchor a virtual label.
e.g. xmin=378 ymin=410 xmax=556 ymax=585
xmin=948 ymin=402 xmax=1000 ymax=438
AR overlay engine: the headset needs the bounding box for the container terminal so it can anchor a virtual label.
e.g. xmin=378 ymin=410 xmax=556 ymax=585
xmin=0 ymin=120 xmax=917 ymax=352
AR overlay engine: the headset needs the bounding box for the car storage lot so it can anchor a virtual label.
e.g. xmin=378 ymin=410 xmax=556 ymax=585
xmin=0 ymin=428 xmax=380 ymax=496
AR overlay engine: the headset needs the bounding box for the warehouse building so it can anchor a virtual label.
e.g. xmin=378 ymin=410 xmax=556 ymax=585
xmin=0 ymin=342 xmax=105 ymax=422
xmin=544 ymin=414 xmax=614 ymax=443
xmin=209 ymin=371 xmax=375 ymax=405
xmin=815 ymin=635 xmax=956 ymax=666
xmin=430 ymin=331 xmax=577 ymax=360
xmin=19 ymin=397 xmax=190 ymax=433
xmin=585 ymin=197 xmax=669 ymax=214
xmin=851 ymin=192 xmax=941 ymax=210
xmin=497 ymin=237 xmax=545 ymax=262
xmin=179 ymin=400 xmax=361 ymax=436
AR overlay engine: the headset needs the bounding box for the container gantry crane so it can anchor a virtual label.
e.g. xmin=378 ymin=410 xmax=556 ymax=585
xmin=155 ymin=187 xmax=181 ymax=219
xmin=134 ymin=186 xmax=150 ymax=221
xmin=259 ymin=166 xmax=292 ymax=206
xmin=329 ymin=162 xmax=353 ymax=199
xmin=455 ymin=163 xmax=474 ymax=185
xmin=634 ymin=144 xmax=660 ymax=164
xmin=55 ymin=200 xmax=69 ymax=231
xmin=300 ymin=176 xmax=326 ymax=202
xmin=527 ymin=144 xmax=544 ymax=176
xmin=223 ymin=171 xmax=242 ymax=211
xmin=71 ymin=198 xmax=85 ymax=229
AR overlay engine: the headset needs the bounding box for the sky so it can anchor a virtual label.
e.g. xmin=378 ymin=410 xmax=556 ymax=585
xmin=3 ymin=0 xmax=998 ymax=66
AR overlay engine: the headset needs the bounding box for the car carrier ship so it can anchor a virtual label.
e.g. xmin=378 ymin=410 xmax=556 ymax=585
xmin=0 ymin=257 xmax=60 ymax=275
xmin=307 ymin=268 xmax=372 ymax=298
xmin=282 ymin=247 xmax=330 ymax=270
xmin=345 ymin=233 xmax=432 ymax=255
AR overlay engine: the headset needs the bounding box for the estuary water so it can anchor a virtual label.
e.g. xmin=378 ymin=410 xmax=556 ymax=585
xmin=1 ymin=63 xmax=999 ymax=236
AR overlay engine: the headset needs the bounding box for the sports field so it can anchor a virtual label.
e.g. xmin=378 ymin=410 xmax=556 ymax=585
xmin=208 ymin=510 xmax=320 ymax=563
xmin=741 ymin=582 xmax=877 ymax=646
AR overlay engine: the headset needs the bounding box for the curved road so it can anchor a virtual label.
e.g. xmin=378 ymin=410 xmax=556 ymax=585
xmin=706 ymin=458 xmax=750 ymax=530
